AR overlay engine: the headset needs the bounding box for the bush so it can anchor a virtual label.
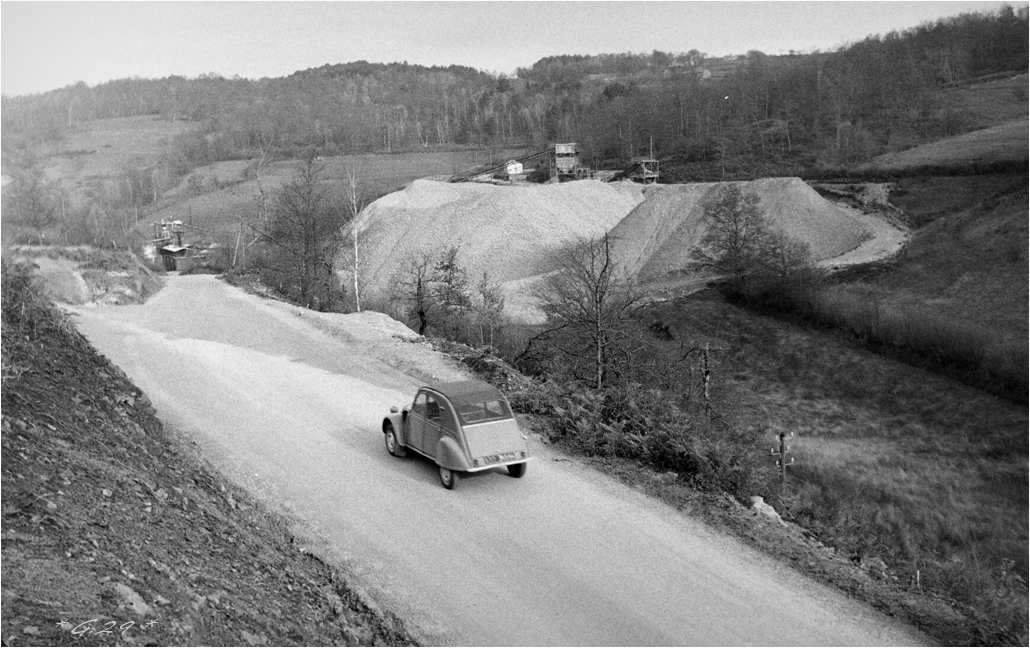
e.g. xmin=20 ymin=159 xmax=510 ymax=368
xmin=806 ymin=287 xmax=1028 ymax=401
xmin=1 ymin=259 xmax=83 ymax=387
xmin=509 ymin=380 xmax=759 ymax=497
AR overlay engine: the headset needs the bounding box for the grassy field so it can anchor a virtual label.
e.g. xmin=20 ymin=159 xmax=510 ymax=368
xmin=939 ymin=73 xmax=1029 ymax=133
xmin=860 ymin=119 xmax=1028 ymax=173
xmin=38 ymin=115 xmax=197 ymax=193
xmin=646 ymin=292 xmax=1028 ymax=643
xmin=143 ymin=148 xmax=531 ymax=244
xmin=829 ymin=174 xmax=1027 ymax=368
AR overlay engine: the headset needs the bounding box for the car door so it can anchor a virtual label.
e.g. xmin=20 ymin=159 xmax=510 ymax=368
xmin=422 ymin=393 xmax=455 ymax=459
xmin=407 ymin=392 xmax=428 ymax=451
xmin=421 ymin=394 xmax=445 ymax=458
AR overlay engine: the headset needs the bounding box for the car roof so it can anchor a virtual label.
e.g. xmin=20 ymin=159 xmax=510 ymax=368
xmin=425 ymin=380 xmax=503 ymax=402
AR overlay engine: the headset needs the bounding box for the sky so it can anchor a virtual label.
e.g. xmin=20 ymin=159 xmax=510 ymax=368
xmin=0 ymin=1 xmax=1020 ymax=97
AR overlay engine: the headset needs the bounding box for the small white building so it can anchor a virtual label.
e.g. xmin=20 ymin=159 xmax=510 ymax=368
xmin=505 ymin=160 xmax=524 ymax=176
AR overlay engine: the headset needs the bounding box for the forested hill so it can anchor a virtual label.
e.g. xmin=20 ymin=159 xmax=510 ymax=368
xmin=2 ymin=5 xmax=1027 ymax=179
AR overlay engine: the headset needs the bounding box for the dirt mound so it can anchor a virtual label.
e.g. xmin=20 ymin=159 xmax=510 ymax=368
xmin=344 ymin=179 xmax=643 ymax=300
xmin=608 ymin=178 xmax=868 ymax=282
xmin=7 ymin=246 xmax=162 ymax=305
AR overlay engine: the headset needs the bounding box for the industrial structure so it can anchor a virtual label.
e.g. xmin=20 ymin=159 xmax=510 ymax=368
xmin=450 ymin=142 xmax=658 ymax=184
xmin=149 ymin=220 xmax=191 ymax=270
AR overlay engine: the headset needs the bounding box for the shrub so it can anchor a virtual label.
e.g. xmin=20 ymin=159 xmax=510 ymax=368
xmin=1 ymin=259 xmax=83 ymax=387
xmin=806 ymin=287 xmax=1028 ymax=400
xmin=509 ymin=380 xmax=759 ymax=497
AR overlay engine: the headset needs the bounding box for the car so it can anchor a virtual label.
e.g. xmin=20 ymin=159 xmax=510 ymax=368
xmin=382 ymin=380 xmax=530 ymax=489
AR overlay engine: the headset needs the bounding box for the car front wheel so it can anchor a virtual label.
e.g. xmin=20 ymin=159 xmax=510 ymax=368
xmin=507 ymin=462 xmax=527 ymax=478
xmin=384 ymin=424 xmax=406 ymax=457
xmin=439 ymin=466 xmax=459 ymax=490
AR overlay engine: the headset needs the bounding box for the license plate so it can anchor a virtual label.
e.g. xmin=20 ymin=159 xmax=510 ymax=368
xmin=497 ymin=452 xmax=518 ymax=462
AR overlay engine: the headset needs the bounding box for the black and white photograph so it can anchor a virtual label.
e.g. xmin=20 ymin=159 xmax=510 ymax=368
xmin=2 ymin=1 xmax=1027 ymax=645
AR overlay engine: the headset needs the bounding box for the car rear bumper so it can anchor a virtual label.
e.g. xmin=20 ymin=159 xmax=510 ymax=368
xmin=465 ymin=457 xmax=532 ymax=473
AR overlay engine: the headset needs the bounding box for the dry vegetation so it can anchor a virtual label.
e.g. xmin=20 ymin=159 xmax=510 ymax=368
xmin=803 ymin=174 xmax=1029 ymax=399
xmin=3 ymin=20 xmax=1025 ymax=644
xmin=938 ymin=73 xmax=1030 ymax=131
xmin=40 ymin=116 xmax=197 ymax=185
xmin=645 ymin=291 xmax=1028 ymax=644
xmin=861 ymin=119 xmax=1028 ymax=173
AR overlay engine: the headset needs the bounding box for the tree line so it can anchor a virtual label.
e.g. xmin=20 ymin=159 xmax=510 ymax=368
xmin=3 ymin=6 xmax=1026 ymax=179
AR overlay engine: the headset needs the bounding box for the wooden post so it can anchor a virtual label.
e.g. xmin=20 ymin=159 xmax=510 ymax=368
xmin=771 ymin=430 xmax=794 ymax=484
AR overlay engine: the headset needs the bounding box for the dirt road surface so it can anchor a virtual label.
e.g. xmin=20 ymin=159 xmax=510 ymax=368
xmin=68 ymin=276 xmax=929 ymax=646
xmin=818 ymin=208 xmax=910 ymax=271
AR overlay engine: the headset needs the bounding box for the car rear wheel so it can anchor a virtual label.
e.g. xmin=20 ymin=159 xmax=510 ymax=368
xmin=439 ymin=466 xmax=458 ymax=490
xmin=384 ymin=424 xmax=406 ymax=457
xmin=507 ymin=462 xmax=527 ymax=478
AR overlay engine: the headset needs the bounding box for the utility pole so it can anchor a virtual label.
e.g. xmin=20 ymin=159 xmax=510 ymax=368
xmin=770 ymin=430 xmax=795 ymax=485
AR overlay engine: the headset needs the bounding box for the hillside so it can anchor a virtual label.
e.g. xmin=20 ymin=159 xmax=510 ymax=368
xmin=0 ymin=261 xmax=415 ymax=646
xmin=845 ymin=174 xmax=1029 ymax=343
xmin=4 ymin=6 xmax=1024 ymax=198
xmin=938 ymin=72 xmax=1029 ymax=132
xmin=860 ymin=118 xmax=1029 ymax=174
xmin=644 ymin=290 xmax=1029 ymax=645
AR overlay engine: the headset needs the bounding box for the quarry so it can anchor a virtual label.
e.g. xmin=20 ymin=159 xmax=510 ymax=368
xmin=339 ymin=172 xmax=900 ymax=319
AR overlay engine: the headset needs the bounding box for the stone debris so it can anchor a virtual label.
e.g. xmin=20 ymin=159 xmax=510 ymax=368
xmin=750 ymin=495 xmax=786 ymax=526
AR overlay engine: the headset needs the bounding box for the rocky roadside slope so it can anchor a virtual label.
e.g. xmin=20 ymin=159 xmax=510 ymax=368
xmin=1 ymin=261 xmax=416 ymax=646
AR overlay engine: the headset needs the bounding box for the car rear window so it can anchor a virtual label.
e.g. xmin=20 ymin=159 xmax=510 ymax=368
xmin=456 ymin=398 xmax=512 ymax=425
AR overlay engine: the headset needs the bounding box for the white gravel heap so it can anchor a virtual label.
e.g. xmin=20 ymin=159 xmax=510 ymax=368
xmin=344 ymin=177 xmax=868 ymax=314
xmin=608 ymin=178 xmax=869 ymax=282
xmin=345 ymin=179 xmax=644 ymax=301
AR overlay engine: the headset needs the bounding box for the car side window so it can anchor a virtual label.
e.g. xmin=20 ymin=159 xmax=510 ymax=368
xmin=412 ymin=393 xmax=427 ymax=417
xmin=426 ymin=395 xmax=441 ymax=422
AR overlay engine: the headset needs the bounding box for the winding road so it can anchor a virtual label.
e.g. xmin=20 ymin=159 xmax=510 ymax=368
xmin=69 ymin=275 xmax=928 ymax=646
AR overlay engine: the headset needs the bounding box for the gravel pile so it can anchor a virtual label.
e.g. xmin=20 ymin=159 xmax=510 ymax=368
xmin=608 ymin=178 xmax=869 ymax=282
xmin=346 ymin=177 xmax=866 ymax=312
xmin=347 ymin=179 xmax=644 ymax=300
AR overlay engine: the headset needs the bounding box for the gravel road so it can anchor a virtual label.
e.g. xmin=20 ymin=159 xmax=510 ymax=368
xmin=68 ymin=275 xmax=929 ymax=646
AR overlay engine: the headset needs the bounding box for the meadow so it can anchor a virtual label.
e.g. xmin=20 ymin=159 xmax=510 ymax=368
xmin=646 ymin=293 xmax=1028 ymax=643
xmin=143 ymin=147 xmax=531 ymax=240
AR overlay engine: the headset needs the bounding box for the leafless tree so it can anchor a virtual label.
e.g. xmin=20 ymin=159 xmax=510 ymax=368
xmin=234 ymin=137 xmax=275 ymax=268
xmin=2 ymin=148 xmax=59 ymax=241
xmin=391 ymin=251 xmax=437 ymax=335
xmin=692 ymin=184 xmax=771 ymax=295
xmin=253 ymin=156 xmax=345 ymax=311
xmin=531 ymin=234 xmax=643 ymax=389
xmin=475 ymin=272 xmax=506 ymax=348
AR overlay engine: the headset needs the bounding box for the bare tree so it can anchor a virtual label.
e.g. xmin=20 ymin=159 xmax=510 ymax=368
xmin=692 ymin=184 xmax=771 ymax=295
xmin=253 ymin=156 xmax=345 ymax=311
xmin=234 ymin=138 xmax=275 ymax=269
xmin=388 ymin=246 xmax=477 ymax=338
xmin=392 ymin=251 xmax=436 ymax=335
xmin=475 ymin=271 xmax=506 ymax=348
xmin=341 ymin=167 xmax=364 ymax=311
xmin=753 ymin=230 xmax=822 ymax=307
xmin=531 ymin=234 xmax=642 ymax=389
xmin=2 ymin=148 xmax=59 ymax=241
